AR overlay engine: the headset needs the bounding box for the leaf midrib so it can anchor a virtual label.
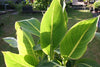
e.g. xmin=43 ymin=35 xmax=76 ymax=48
xmin=68 ymin=23 xmax=91 ymax=57
xmin=50 ymin=1 xmax=55 ymax=59
xmin=23 ymin=31 xmax=34 ymax=53
xmin=50 ymin=4 xmax=54 ymax=48
xmin=26 ymin=20 xmax=40 ymax=33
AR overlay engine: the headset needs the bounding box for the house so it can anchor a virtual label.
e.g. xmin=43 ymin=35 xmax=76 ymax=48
xmin=71 ymin=0 xmax=99 ymax=10
xmin=72 ymin=0 xmax=85 ymax=5
xmin=72 ymin=0 xmax=99 ymax=5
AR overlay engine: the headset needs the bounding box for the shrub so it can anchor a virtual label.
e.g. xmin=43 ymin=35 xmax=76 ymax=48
xmin=2 ymin=0 xmax=100 ymax=67
xmin=4 ymin=1 xmax=15 ymax=6
xmin=14 ymin=3 xmax=23 ymax=13
xmin=32 ymin=0 xmax=52 ymax=10
xmin=93 ymin=1 xmax=100 ymax=9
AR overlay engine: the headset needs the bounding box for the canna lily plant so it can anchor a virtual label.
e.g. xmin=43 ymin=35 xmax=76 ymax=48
xmin=2 ymin=0 xmax=100 ymax=67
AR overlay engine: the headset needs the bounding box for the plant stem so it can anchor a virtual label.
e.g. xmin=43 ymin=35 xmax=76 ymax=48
xmin=50 ymin=47 xmax=54 ymax=61
xmin=62 ymin=57 xmax=68 ymax=66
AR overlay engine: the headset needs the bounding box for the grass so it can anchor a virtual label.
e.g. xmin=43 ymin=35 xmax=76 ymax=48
xmin=84 ymin=37 xmax=100 ymax=63
xmin=0 ymin=8 xmax=100 ymax=66
xmin=67 ymin=9 xmax=93 ymax=29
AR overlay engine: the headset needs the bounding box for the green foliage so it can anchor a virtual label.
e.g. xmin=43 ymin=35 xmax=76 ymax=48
xmin=4 ymin=1 xmax=23 ymax=12
xmin=16 ymin=21 xmax=39 ymax=65
xmin=93 ymin=1 xmax=100 ymax=9
xmin=25 ymin=0 xmax=52 ymax=10
xmin=14 ymin=3 xmax=23 ymax=13
xmin=2 ymin=52 xmax=35 ymax=67
xmin=83 ymin=0 xmax=87 ymax=2
xmin=16 ymin=28 xmax=35 ymax=55
xmin=4 ymin=1 xmax=15 ymax=6
xmin=32 ymin=0 xmax=52 ymax=10
xmin=15 ymin=18 xmax=40 ymax=37
xmin=2 ymin=0 xmax=100 ymax=67
xmin=3 ymin=18 xmax=40 ymax=67
xmin=60 ymin=18 xmax=98 ymax=59
xmin=3 ymin=37 xmax=17 ymax=48
xmin=40 ymin=0 xmax=67 ymax=59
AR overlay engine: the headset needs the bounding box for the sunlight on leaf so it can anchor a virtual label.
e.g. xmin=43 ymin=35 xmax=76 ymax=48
xmin=3 ymin=37 xmax=17 ymax=48
xmin=15 ymin=18 xmax=40 ymax=37
xmin=60 ymin=17 xmax=98 ymax=60
xmin=40 ymin=0 xmax=67 ymax=59
xmin=2 ymin=51 xmax=35 ymax=67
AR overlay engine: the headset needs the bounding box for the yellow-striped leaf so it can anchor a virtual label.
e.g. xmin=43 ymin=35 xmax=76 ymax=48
xmin=40 ymin=0 xmax=67 ymax=58
xmin=60 ymin=17 xmax=98 ymax=59
xmin=15 ymin=18 xmax=40 ymax=37
xmin=2 ymin=51 xmax=35 ymax=67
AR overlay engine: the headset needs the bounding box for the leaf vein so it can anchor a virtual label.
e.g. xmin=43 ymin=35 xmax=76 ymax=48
xmin=26 ymin=20 xmax=40 ymax=33
xmin=68 ymin=22 xmax=91 ymax=57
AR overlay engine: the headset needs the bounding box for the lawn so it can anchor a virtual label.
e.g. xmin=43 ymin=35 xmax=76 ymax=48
xmin=0 ymin=9 xmax=100 ymax=67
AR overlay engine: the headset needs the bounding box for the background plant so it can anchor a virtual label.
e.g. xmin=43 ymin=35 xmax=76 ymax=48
xmin=25 ymin=0 xmax=52 ymax=10
xmin=2 ymin=0 xmax=100 ymax=67
xmin=14 ymin=3 xmax=23 ymax=13
xmin=32 ymin=0 xmax=52 ymax=10
xmin=93 ymin=1 xmax=100 ymax=9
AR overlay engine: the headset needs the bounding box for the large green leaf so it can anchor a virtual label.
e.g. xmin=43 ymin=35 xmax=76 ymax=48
xmin=17 ymin=28 xmax=35 ymax=55
xmin=16 ymin=27 xmax=39 ymax=65
xmin=2 ymin=51 xmax=35 ymax=67
xmin=75 ymin=59 xmax=100 ymax=67
xmin=40 ymin=0 xmax=67 ymax=57
xmin=3 ymin=37 xmax=17 ymax=48
xmin=60 ymin=17 xmax=98 ymax=59
xmin=15 ymin=18 xmax=40 ymax=37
